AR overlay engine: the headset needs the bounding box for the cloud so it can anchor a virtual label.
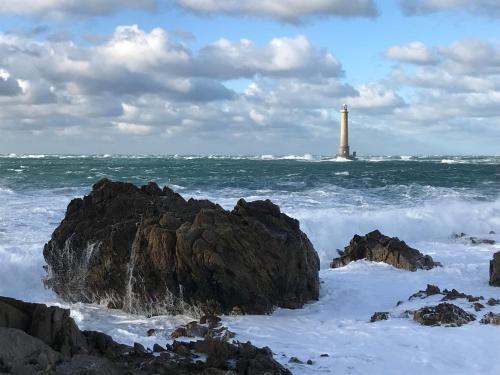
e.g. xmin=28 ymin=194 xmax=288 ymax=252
xmin=385 ymin=41 xmax=437 ymax=65
xmin=115 ymin=122 xmax=153 ymax=135
xmin=0 ymin=69 xmax=23 ymax=96
xmin=176 ymin=0 xmax=378 ymax=22
xmin=0 ymin=0 xmax=156 ymax=18
xmin=401 ymin=0 xmax=500 ymax=18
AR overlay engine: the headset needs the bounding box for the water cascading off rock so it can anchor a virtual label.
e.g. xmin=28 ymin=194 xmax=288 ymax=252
xmin=43 ymin=178 xmax=320 ymax=316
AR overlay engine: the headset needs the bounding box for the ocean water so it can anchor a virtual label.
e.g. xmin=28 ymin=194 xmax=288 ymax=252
xmin=1 ymin=154 xmax=500 ymax=374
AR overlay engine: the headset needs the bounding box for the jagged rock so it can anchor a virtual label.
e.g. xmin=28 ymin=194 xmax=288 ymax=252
xmin=441 ymin=289 xmax=483 ymax=303
xmin=370 ymin=312 xmax=389 ymax=322
xmin=473 ymin=303 xmax=484 ymax=312
xmin=409 ymin=284 xmax=441 ymax=300
xmin=413 ymin=303 xmax=476 ymax=327
xmin=470 ymin=237 xmax=495 ymax=245
xmin=43 ymin=178 xmax=320 ymax=316
xmin=288 ymin=357 xmax=303 ymax=364
xmin=170 ymin=319 xmax=235 ymax=342
xmin=490 ymin=252 xmax=500 ymax=286
xmin=0 ymin=296 xmax=292 ymax=375
xmin=486 ymin=298 xmax=500 ymax=306
xmin=480 ymin=312 xmax=500 ymax=325
xmin=0 ymin=327 xmax=61 ymax=374
xmin=330 ymin=230 xmax=439 ymax=271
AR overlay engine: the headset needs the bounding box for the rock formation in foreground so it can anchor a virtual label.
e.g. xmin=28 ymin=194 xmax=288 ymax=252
xmin=330 ymin=230 xmax=439 ymax=271
xmin=490 ymin=251 xmax=500 ymax=286
xmin=0 ymin=296 xmax=291 ymax=374
xmin=43 ymin=179 xmax=320 ymax=315
xmin=413 ymin=303 xmax=476 ymax=327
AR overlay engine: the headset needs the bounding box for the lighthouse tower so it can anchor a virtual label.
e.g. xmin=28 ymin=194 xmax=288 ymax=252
xmin=337 ymin=104 xmax=356 ymax=159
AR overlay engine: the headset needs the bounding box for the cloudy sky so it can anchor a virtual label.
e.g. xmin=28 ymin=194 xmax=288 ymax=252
xmin=0 ymin=0 xmax=499 ymax=155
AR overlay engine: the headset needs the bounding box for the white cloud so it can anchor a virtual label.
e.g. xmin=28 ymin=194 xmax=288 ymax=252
xmin=114 ymin=122 xmax=153 ymax=135
xmin=385 ymin=41 xmax=437 ymax=65
xmin=176 ymin=0 xmax=378 ymax=22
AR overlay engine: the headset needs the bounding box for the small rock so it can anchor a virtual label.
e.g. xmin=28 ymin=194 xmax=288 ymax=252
xmin=370 ymin=312 xmax=389 ymax=322
xmin=147 ymin=328 xmax=158 ymax=337
xmin=133 ymin=342 xmax=147 ymax=355
xmin=289 ymin=357 xmax=303 ymax=364
xmin=320 ymin=353 xmax=329 ymax=357
xmin=413 ymin=303 xmax=476 ymax=327
xmin=409 ymin=284 xmax=441 ymax=300
xmin=306 ymin=360 xmax=313 ymax=365
xmin=489 ymin=231 xmax=496 ymax=235
xmin=171 ymin=327 xmax=190 ymax=339
xmin=173 ymin=343 xmax=191 ymax=357
xmin=200 ymin=315 xmax=222 ymax=329
xmin=486 ymin=298 xmax=500 ymax=306
xmin=153 ymin=343 xmax=165 ymax=352
xmin=480 ymin=312 xmax=500 ymax=325
xmin=473 ymin=303 xmax=485 ymax=312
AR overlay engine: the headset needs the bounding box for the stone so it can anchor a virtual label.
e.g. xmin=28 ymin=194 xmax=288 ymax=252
xmin=489 ymin=252 xmax=500 ymax=286
xmin=486 ymin=298 xmax=500 ymax=306
xmin=320 ymin=353 xmax=329 ymax=357
xmin=146 ymin=328 xmax=158 ymax=336
xmin=0 ymin=327 xmax=61 ymax=374
xmin=413 ymin=303 xmax=476 ymax=327
xmin=409 ymin=284 xmax=441 ymax=300
xmin=0 ymin=296 xmax=292 ymax=375
xmin=43 ymin=179 xmax=320 ymax=316
xmin=479 ymin=312 xmax=500 ymax=325
xmin=153 ymin=343 xmax=166 ymax=353
xmin=307 ymin=359 xmax=313 ymax=365
xmin=370 ymin=312 xmax=390 ymax=322
xmin=489 ymin=231 xmax=496 ymax=235
xmin=470 ymin=237 xmax=495 ymax=245
xmin=331 ymin=230 xmax=439 ymax=271
xmin=473 ymin=303 xmax=485 ymax=312
xmin=288 ymin=357 xmax=303 ymax=364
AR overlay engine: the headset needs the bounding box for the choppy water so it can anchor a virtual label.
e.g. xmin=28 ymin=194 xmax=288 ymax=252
xmin=0 ymin=154 xmax=499 ymax=301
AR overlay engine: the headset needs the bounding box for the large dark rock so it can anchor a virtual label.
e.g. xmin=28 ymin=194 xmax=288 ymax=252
xmin=413 ymin=303 xmax=476 ymax=327
xmin=43 ymin=179 xmax=320 ymax=315
xmin=330 ymin=230 xmax=438 ymax=271
xmin=0 ymin=296 xmax=292 ymax=375
xmin=490 ymin=251 xmax=500 ymax=286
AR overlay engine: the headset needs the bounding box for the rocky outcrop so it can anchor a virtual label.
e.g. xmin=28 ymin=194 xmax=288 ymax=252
xmin=413 ymin=303 xmax=476 ymax=327
xmin=370 ymin=312 xmax=389 ymax=322
xmin=330 ymin=230 xmax=439 ymax=271
xmin=480 ymin=312 xmax=500 ymax=325
xmin=43 ymin=179 xmax=320 ymax=316
xmin=0 ymin=296 xmax=292 ymax=375
xmin=490 ymin=252 xmax=500 ymax=286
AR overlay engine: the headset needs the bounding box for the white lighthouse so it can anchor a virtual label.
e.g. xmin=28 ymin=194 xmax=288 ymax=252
xmin=337 ymin=104 xmax=356 ymax=159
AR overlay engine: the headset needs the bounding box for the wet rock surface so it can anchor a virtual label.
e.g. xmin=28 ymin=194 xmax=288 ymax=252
xmin=479 ymin=312 xmax=500 ymax=325
xmin=413 ymin=303 xmax=476 ymax=327
xmin=331 ymin=230 xmax=439 ymax=271
xmin=0 ymin=296 xmax=292 ymax=375
xmin=370 ymin=312 xmax=390 ymax=322
xmin=490 ymin=251 xmax=500 ymax=287
xmin=43 ymin=178 xmax=320 ymax=315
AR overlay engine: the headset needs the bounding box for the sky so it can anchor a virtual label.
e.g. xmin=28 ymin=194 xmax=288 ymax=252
xmin=0 ymin=0 xmax=499 ymax=155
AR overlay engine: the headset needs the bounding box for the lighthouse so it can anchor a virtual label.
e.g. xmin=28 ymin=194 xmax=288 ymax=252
xmin=337 ymin=104 xmax=356 ymax=159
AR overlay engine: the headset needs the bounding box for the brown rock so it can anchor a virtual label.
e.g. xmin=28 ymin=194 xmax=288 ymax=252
xmin=480 ymin=312 xmax=500 ymax=325
xmin=370 ymin=312 xmax=390 ymax=322
xmin=330 ymin=230 xmax=439 ymax=271
xmin=43 ymin=179 xmax=320 ymax=316
xmin=413 ymin=303 xmax=476 ymax=327
xmin=489 ymin=252 xmax=500 ymax=286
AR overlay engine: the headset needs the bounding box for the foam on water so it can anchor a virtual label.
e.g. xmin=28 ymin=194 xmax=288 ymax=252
xmin=0 ymin=155 xmax=499 ymax=374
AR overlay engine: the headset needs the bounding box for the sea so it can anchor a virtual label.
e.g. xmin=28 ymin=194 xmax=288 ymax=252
xmin=1 ymin=154 xmax=499 ymax=374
